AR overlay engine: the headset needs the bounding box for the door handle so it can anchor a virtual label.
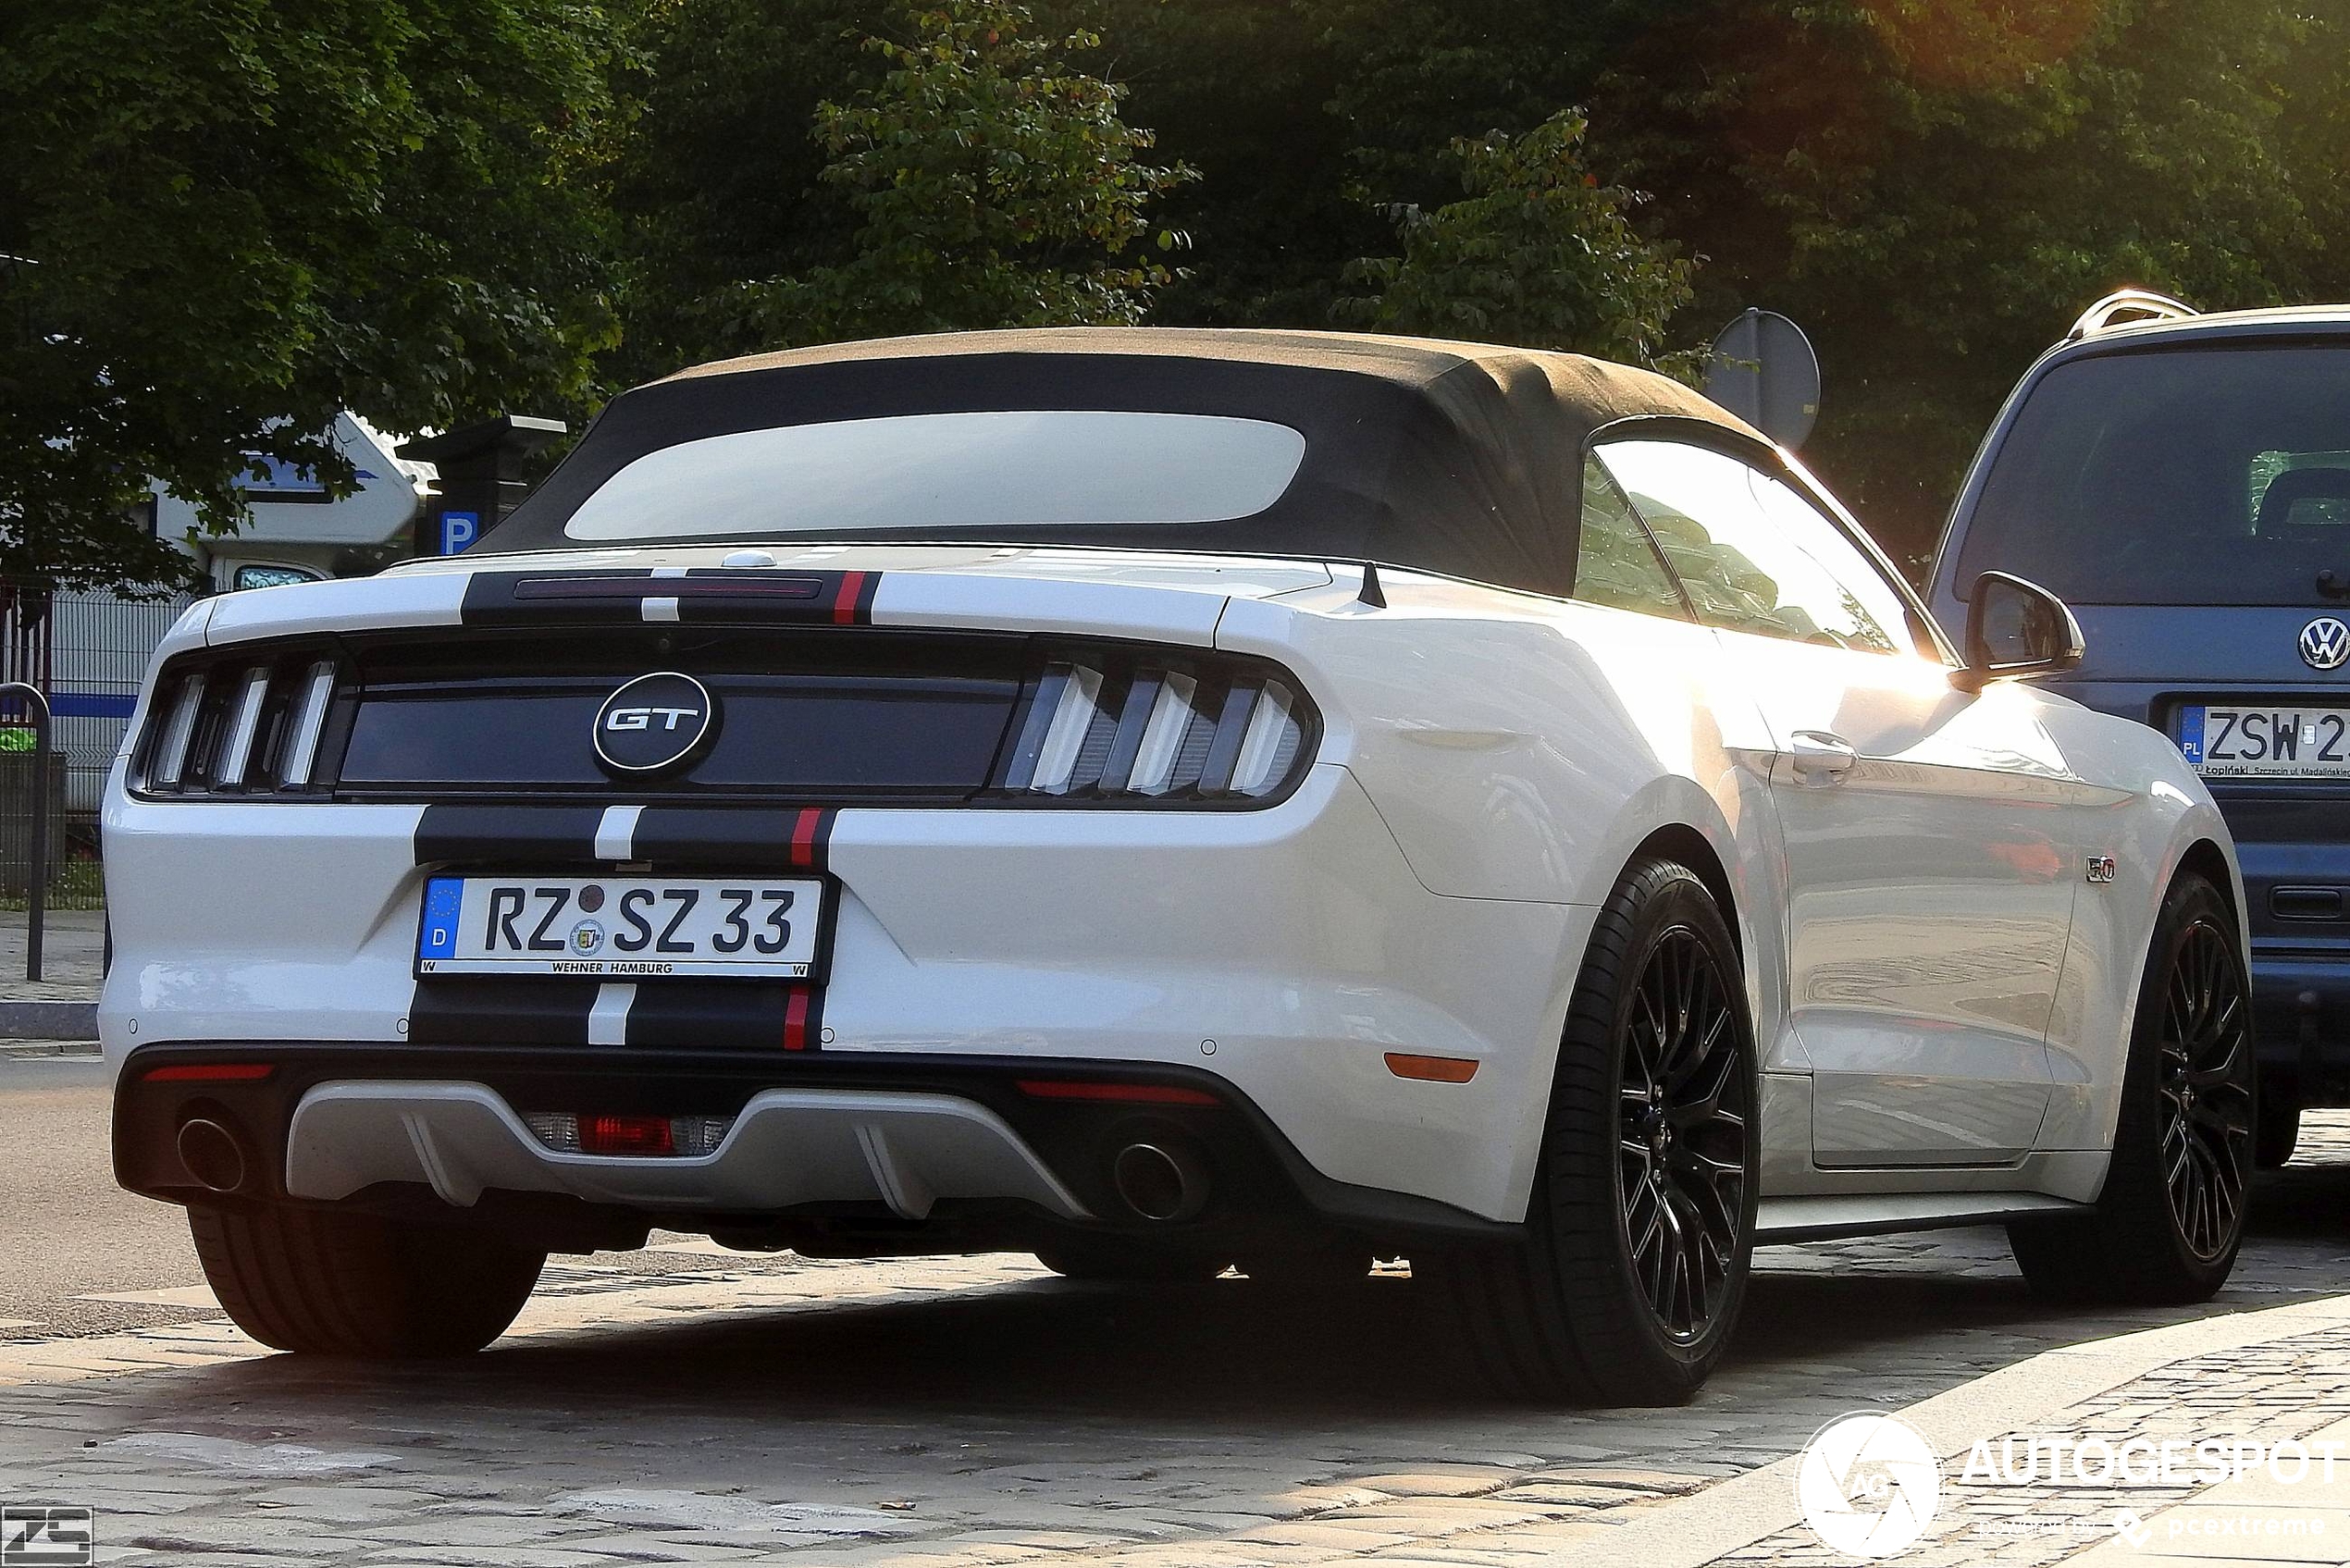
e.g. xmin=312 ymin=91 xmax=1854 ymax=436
xmin=1789 ymin=730 xmax=1860 ymax=783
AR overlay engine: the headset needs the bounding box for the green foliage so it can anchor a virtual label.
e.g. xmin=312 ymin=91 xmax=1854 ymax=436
xmin=12 ymin=0 xmax=2350 ymax=584
xmin=597 ymin=0 xmax=878 ymax=380
xmin=0 ymin=0 xmax=620 ymax=591
xmin=1343 ymin=110 xmax=1695 ymax=368
xmin=711 ymin=0 xmax=1194 ymax=349
xmin=1589 ymin=0 xmax=2343 ymax=560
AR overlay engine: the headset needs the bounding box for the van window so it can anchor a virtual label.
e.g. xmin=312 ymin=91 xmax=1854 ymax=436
xmin=1958 ymin=346 xmax=2350 ymax=605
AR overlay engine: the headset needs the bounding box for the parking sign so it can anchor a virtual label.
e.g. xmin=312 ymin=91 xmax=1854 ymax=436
xmin=437 ymin=510 xmax=481 ymax=554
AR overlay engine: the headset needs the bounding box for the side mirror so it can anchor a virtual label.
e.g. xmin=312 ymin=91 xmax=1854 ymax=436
xmin=1954 ymin=571 xmax=2084 ymax=692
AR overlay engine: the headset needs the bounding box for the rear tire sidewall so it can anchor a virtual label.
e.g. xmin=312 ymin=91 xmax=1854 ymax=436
xmin=1535 ymin=862 xmax=1759 ymax=1395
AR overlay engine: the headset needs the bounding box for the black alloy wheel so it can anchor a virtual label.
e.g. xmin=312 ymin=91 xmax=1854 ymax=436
xmin=1617 ymin=926 xmax=1750 ymax=1342
xmin=2009 ymin=872 xmax=2252 ymax=1304
xmin=1436 ymin=857 xmax=1758 ymax=1404
xmin=2154 ymin=917 xmax=2255 ymax=1262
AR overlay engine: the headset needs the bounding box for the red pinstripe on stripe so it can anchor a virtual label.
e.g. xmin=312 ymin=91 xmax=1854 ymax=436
xmin=790 ymin=806 xmax=822 ymax=868
xmin=783 ymin=987 xmax=811 ymax=1050
xmin=834 ymin=570 xmax=867 ymax=625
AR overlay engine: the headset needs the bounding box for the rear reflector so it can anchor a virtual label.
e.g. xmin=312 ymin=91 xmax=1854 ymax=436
xmin=142 ymin=1063 xmax=275 ymax=1083
xmin=1015 ymin=1079 xmax=1219 ymax=1106
xmin=1384 ymin=1053 xmax=1479 ymax=1084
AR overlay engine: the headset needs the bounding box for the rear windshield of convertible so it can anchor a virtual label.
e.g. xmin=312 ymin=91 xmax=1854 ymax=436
xmin=562 ymin=411 xmax=1309 ymax=540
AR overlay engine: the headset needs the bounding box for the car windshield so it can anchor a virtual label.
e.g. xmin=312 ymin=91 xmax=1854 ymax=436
xmin=561 ymin=409 xmax=1308 ymax=540
xmin=1957 ymin=344 xmax=2350 ymax=605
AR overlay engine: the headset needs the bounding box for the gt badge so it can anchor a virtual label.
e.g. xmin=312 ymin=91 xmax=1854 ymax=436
xmin=594 ymin=671 xmax=717 ymax=774
xmin=2085 ymin=856 xmax=2117 ymax=884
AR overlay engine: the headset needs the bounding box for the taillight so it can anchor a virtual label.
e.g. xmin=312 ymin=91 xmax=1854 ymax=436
xmin=136 ymin=649 xmax=343 ymax=796
xmin=995 ymin=651 xmax=1314 ymax=805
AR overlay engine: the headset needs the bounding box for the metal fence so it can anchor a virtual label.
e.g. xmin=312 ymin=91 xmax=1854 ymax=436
xmin=0 ymin=579 xmax=194 ymax=909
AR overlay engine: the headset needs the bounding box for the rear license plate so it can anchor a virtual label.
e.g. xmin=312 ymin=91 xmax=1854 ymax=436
xmin=416 ymin=875 xmax=827 ymax=979
xmin=2179 ymin=705 xmax=2350 ymax=778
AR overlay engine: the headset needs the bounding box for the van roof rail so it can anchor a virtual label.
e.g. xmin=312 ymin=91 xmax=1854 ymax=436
xmin=2067 ymin=289 xmax=2199 ymax=341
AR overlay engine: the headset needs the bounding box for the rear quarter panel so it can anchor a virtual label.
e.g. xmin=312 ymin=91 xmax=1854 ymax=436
xmin=1216 ymin=574 xmax=1804 ymax=1193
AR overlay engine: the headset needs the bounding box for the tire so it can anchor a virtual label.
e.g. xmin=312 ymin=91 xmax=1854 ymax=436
xmin=2008 ymin=872 xmax=2254 ymax=1304
xmin=1033 ymin=1237 xmax=1227 ymax=1283
xmin=2256 ymin=1092 xmax=2300 ymax=1170
xmin=190 ymin=1204 xmax=544 ymax=1357
xmin=1437 ymin=858 xmax=1758 ymax=1405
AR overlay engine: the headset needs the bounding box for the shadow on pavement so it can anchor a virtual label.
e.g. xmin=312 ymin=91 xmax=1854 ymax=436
xmin=117 ymin=1157 xmax=2346 ymax=1437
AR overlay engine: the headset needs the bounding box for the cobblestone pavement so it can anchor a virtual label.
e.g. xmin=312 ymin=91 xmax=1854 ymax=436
xmin=0 ymin=1118 xmax=2344 ymax=1565
xmin=1722 ymin=1319 xmax=2350 ymax=1566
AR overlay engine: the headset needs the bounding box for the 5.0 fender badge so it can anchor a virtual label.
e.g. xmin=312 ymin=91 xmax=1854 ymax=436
xmin=594 ymin=671 xmax=717 ymax=774
xmin=2085 ymin=856 xmax=2118 ymax=884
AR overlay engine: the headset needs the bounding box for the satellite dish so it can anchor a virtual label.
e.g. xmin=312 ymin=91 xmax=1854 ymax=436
xmin=1704 ymin=308 xmax=1821 ymax=451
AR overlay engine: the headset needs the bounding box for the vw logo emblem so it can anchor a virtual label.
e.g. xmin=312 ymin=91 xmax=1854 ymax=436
xmin=593 ymin=672 xmax=717 ymax=774
xmin=2301 ymin=617 xmax=2350 ymax=672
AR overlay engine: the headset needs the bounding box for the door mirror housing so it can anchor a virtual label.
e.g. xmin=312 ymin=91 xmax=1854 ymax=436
xmin=1954 ymin=571 xmax=2084 ymax=692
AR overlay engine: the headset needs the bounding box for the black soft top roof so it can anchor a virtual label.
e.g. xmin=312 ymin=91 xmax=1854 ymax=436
xmin=485 ymin=327 xmax=1755 ymax=597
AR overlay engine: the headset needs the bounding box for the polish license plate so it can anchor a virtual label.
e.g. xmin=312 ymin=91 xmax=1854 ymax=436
xmin=2179 ymin=705 xmax=2350 ymax=779
xmin=416 ymin=875 xmax=827 ymax=979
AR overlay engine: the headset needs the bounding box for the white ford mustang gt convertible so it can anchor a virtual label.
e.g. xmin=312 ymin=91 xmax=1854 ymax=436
xmin=105 ymin=328 xmax=2255 ymax=1403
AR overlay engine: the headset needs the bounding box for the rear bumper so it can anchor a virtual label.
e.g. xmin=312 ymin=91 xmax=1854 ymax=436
xmin=102 ymin=763 xmax=1587 ymax=1223
xmin=2251 ymin=952 xmax=2350 ymax=1105
xmin=111 ymin=1043 xmax=1518 ymax=1252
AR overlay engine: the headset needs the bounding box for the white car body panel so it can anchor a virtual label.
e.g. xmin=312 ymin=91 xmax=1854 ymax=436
xmin=104 ymin=536 xmax=2243 ymax=1234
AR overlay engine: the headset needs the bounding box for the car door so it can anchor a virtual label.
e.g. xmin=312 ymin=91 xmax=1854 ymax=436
xmin=1593 ymin=433 xmax=2080 ymax=1167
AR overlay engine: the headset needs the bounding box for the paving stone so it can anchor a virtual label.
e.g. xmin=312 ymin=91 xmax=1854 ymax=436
xmin=2 ymin=1117 xmax=2348 ymax=1566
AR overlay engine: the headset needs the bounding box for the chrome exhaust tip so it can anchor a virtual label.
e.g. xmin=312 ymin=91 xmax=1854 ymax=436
xmin=176 ymin=1117 xmax=251 ymax=1195
xmin=1111 ymin=1141 xmax=1207 ymax=1223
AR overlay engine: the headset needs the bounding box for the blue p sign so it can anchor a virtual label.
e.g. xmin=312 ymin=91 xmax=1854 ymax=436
xmin=437 ymin=510 xmax=480 ymax=555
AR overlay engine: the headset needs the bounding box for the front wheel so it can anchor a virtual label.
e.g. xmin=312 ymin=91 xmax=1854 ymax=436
xmin=1439 ymin=858 xmax=1757 ymax=1405
xmin=190 ymin=1204 xmax=544 ymax=1357
xmin=2009 ymin=872 xmax=2254 ymax=1303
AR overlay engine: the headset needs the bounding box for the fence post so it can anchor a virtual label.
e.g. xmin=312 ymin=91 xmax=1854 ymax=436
xmin=0 ymin=682 xmax=51 ymax=982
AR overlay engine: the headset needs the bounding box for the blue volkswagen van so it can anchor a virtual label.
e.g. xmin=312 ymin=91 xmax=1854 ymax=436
xmin=1930 ymin=293 xmax=2350 ymax=1167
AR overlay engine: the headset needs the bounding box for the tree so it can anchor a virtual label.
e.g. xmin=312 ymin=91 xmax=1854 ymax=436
xmin=713 ymin=0 xmax=1194 ymax=349
xmin=1343 ymin=109 xmax=1695 ymax=367
xmin=596 ymin=0 xmax=878 ymax=384
xmin=0 ymin=0 xmax=621 ymax=591
xmin=1589 ymin=0 xmax=2338 ymax=563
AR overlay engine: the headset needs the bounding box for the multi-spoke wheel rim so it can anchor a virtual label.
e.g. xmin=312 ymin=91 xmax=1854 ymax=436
xmin=2158 ymin=919 xmax=2254 ymax=1262
xmin=1616 ymin=926 xmax=1750 ymax=1342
